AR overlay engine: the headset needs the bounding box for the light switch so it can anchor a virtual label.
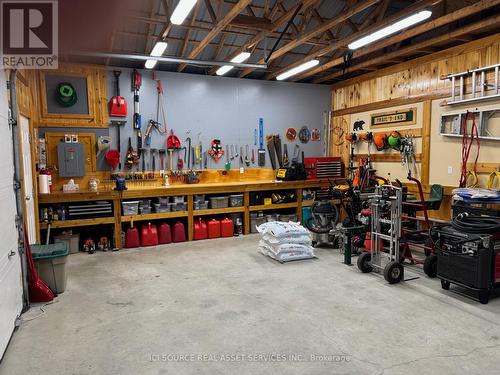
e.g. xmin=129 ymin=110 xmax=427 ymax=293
xmin=447 ymin=166 xmax=453 ymax=175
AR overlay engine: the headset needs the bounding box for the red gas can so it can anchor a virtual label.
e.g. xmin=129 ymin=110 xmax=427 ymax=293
xmin=172 ymin=221 xmax=186 ymax=243
xmin=363 ymin=232 xmax=383 ymax=251
xmin=158 ymin=222 xmax=172 ymax=244
xmin=194 ymin=218 xmax=208 ymax=240
xmin=141 ymin=223 xmax=159 ymax=247
xmin=220 ymin=217 xmax=233 ymax=237
xmin=207 ymin=219 xmax=221 ymax=239
xmin=125 ymin=220 xmax=140 ymax=248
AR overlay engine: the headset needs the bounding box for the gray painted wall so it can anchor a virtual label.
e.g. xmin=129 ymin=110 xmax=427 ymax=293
xmin=41 ymin=69 xmax=332 ymax=172
xmin=107 ymin=68 xmax=331 ymax=171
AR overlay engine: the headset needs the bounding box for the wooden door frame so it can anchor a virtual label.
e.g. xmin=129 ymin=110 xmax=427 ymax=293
xmin=17 ymin=111 xmax=40 ymax=243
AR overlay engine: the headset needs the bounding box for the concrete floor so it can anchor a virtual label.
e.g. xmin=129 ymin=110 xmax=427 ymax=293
xmin=1 ymin=235 xmax=500 ymax=375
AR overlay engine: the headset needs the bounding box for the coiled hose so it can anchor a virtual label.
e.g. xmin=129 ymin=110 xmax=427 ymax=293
xmin=451 ymin=213 xmax=500 ymax=234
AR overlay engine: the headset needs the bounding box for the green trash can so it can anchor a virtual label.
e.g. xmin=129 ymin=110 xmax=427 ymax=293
xmin=31 ymin=242 xmax=69 ymax=294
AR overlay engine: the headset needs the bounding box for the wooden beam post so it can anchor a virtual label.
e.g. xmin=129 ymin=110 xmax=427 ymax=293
xmin=421 ymin=100 xmax=431 ymax=187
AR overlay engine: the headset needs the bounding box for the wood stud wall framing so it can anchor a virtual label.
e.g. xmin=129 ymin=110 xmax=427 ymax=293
xmin=329 ymin=34 xmax=500 ymax=220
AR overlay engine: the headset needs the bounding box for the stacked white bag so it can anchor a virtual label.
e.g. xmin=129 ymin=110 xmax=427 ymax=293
xmin=256 ymin=221 xmax=315 ymax=262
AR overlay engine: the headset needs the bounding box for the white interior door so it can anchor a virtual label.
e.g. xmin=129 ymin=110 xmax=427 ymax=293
xmin=19 ymin=114 xmax=36 ymax=244
xmin=0 ymin=71 xmax=23 ymax=359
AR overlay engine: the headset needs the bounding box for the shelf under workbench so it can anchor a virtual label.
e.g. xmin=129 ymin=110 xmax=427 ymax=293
xmin=121 ymin=212 xmax=189 ymax=222
xmin=193 ymin=207 xmax=246 ymax=216
xmin=40 ymin=217 xmax=116 ymax=229
xmin=249 ymin=202 xmax=298 ymax=211
xmin=36 ymin=179 xmax=332 ymax=248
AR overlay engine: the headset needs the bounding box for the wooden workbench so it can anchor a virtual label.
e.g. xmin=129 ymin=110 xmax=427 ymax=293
xmin=37 ymin=179 xmax=330 ymax=249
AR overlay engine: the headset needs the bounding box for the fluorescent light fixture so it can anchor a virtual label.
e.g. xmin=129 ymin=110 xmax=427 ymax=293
xmin=216 ymin=52 xmax=252 ymax=76
xmin=150 ymin=41 xmax=168 ymax=57
xmin=231 ymin=52 xmax=251 ymax=63
xmin=216 ymin=65 xmax=233 ymax=76
xmin=348 ymin=10 xmax=432 ymax=50
xmin=170 ymin=0 xmax=198 ymax=25
xmin=145 ymin=59 xmax=158 ymax=69
xmin=276 ymin=59 xmax=320 ymax=81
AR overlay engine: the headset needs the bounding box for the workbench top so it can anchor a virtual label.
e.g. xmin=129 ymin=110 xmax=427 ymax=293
xmin=38 ymin=179 xmax=330 ymax=203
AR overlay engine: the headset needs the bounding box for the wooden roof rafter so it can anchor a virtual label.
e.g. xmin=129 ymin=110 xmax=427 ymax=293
xmin=176 ymin=0 xmax=201 ymax=71
xmin=266 ymin=0 xmax=438 ymax=81
xmin=100 ymin=0 xmax=500 ymax=83
xmin=317 ymin=12 xmax=500 ymax=84
xmin=206 ymin=0 xmax=319 ymax=75
xmin=299 ymin=0 xmax=500 ymax=82
xmin=238 ymin=0 xmax=380 ymax=78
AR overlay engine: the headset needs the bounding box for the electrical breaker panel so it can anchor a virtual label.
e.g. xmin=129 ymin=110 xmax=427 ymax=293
xmin=57 ymin=142 xmax=86 ymax=177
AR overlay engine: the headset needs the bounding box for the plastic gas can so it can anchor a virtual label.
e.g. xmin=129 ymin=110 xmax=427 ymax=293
xmin=207 ymin=219 xmax=221 ymax=239
xmin=141 ymin=223 xmax=158 ymax=247
xmin=194 ymin=218 xmax=208 ymax=240
xmin=220 ymin=217 xmax=233 ymax=237
xmin=363 ymin=231 xmax=383 ymax=252
xmin=172 ymin=221 xmax=186 ymax=243
xmin=125 ymin=220 xmax=140 ymax=248
xmin=158 ymin=222 xmax=172 ymax=244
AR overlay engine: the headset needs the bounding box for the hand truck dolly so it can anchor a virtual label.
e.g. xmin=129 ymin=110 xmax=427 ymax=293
xmin=357 ymin=185 xmax=405 ymax=284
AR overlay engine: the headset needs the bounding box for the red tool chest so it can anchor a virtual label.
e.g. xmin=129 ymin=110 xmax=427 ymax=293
xmin=304 ymin=157 xmax=343 ymax=180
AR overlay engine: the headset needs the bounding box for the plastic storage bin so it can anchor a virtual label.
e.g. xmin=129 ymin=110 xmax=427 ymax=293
xmin=266 ymin=214 xmax=278 ymax=222
xmin=251 ymin=216 xmax=267 ymax=233
xmin=31 ymin=243 xmax=69 ymax=294
xmin=54 ymin=233 xmax=80 ymax=254
xmin=194 ymin=200 xmax=209 ymax=210
xmin=139 ymin=199 xmax=152 ymax=214
xmin=229 ymin=194 xmax=244 ymax=207
xmin=153 ymin=203 xmax=171 ymax=213
xmin=278 ymin=214 xmax=298 ymax=222
xmin=171 ymin=196 xmax=185 ymax=203
xmin=170 ymin=202 xmax=187 ymax=212
xmin=194 ymin=194 xmax=206 ymax=202
xmin=209 ymin=196 xmax=229 ymax=209
xmin=155 ymin=197 xmax=169 ymax=206
xmin=122 ymin=201 xmax=139 ymax=216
